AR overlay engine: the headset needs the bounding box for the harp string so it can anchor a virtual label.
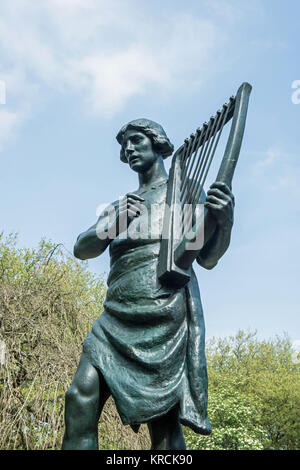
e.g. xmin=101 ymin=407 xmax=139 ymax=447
xmin=180 ymin=124 xmax=207 ymax=198
xmin=178 ymin=96 xmax=236 ymax=203
xmin=182 ymin=102 xmax=230 ymax=233
xmin=181 ymin=112 xmax=220 ymax=208
xmin=193 ymin=100 xmax=232 ymax=206
xmin=180 ymin=139 xmax=190 ymax=168
xmin=189 ymin=106 xmax=227 ymax=206
xmin=180 ymin=130 xmax=199 ymax=185
xmin=175 ymin=137 xmax=195 ymax=240
xmin=180 ymin=118 xmax=214 ymax=208
xmin=180 ymin=136 xmax=194 ymax=171
xmin=180 ymin=116 xmax=217 ymax=235
xmin=181 ymin=117 xmax=214 ymax=205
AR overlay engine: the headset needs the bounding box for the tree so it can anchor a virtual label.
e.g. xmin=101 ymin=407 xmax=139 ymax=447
xmin=185 ymin=330 xmax=300 ymax=450
xmin=0 ymin=233 xmax=150 ymax=449
xmin=184 ymin=383 xmax=268 ymax=450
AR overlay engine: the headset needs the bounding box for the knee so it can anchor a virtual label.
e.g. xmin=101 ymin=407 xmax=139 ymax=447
xmin=65 ymin=374 xmax=99 ymax=410
xmin=65 ymin=384 xmax=82 ymax=407
xmin=65 ymin=383 xmax=96 ymax=418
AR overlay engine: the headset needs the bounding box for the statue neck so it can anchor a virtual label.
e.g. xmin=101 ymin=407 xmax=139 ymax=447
xmin=138 ymin=157 xmax=168 ymax=190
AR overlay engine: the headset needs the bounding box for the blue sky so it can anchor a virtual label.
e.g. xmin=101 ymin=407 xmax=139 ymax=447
xmin=0 ymin=0 xmax=299 ymax=347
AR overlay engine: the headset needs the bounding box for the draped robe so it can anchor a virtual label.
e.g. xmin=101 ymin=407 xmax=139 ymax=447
xmin=83 ymin=180 xmax=211 ymax=435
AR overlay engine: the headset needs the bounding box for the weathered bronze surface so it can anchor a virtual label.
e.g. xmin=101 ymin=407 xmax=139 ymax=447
xmin=62 ymin=118 xmax=236 ymax=450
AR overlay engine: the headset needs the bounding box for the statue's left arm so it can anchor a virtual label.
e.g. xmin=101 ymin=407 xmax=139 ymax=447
xmin=196 ymin=181 xmax=234 ymax=270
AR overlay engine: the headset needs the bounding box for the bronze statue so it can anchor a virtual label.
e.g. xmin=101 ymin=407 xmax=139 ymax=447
xmin=62 ymin=84 xmax=251 ymax=450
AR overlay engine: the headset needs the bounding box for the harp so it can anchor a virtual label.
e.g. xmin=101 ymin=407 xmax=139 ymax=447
xmin=158 ymin=82 xmax=252 ymax=288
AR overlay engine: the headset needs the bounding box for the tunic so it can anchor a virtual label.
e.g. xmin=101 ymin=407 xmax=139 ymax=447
xmin=82 ymin=180 xmax=211 ymax=435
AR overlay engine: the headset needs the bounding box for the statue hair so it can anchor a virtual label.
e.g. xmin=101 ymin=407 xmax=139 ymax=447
xmin=116 ymin=118 xmax=174 ymax=163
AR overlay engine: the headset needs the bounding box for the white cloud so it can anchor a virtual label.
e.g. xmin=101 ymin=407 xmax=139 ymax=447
xmin=71 ymin=46 xmax=168 ymax=116
xmin=204 ymin=0 xmax=264 ymax=24
xmin=0 ymin=66 xmax=36 ymax=149
xmin=254 ymin=146 xmax=282 ymax=169
xmin=251 ymin=146 xmax=300 ymax=196
xmin=0 ymin=0 xmax=243 ymax=144
xmin=0 ymin=109 xmax=20 ymax=150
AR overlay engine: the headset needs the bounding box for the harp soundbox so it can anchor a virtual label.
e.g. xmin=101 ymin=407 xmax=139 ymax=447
xmin=158 ymin=82 xmax=252 ymax=288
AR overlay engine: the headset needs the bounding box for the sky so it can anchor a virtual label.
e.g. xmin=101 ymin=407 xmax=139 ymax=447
xmin=0 ymin=0 xmax=299 ymax=348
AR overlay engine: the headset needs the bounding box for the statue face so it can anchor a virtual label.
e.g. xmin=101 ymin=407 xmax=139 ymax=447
xmin=123 ymin=129 xmax=159 ymax=173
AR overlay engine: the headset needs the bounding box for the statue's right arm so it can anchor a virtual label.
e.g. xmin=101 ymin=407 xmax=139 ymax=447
xmin=74 ymin=194 xmax=144 ymax=260
xmin=74 ymin=201 xmax=119 ymax=260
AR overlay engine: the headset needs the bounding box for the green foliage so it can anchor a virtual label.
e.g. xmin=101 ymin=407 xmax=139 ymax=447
xmin=0 ymin=233 xmax=106 ymax=449
xmin=185 ymin=385 xmax=267 ymax=450
xmin=184 ymin=330 xmax=300 ymax=450
xmin=0 ymin=233 xmax=150 ymax=450
xmin=1 ymin=234 xmax=299 ymax=450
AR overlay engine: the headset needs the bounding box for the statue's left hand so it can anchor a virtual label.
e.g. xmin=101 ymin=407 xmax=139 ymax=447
xmin=204 ymin=181 xmax=235 ymax=228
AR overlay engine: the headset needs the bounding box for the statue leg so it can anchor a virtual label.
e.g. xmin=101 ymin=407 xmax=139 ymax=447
xmin=147 ymin=406 xmax=186 ymax=450
xmin=62 ymin=352 xmax=110 ymax=450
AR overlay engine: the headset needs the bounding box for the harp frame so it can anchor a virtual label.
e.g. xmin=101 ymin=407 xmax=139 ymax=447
xmin=158 ymin=82 xmax=252 ymax=288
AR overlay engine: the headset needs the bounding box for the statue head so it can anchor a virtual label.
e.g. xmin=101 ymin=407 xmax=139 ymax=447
xmin=116 ymin=118 xmax=174 ymax=164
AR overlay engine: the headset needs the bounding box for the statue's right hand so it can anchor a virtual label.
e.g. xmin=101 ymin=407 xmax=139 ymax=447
xmin=116 ymin=193 xmax=145 ymax=230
